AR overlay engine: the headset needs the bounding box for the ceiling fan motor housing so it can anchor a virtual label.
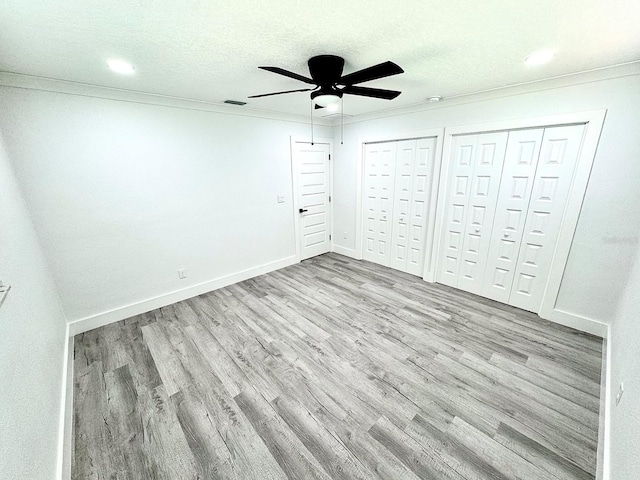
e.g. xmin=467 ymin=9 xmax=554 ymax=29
xmin=307 ymin=55 xmax=345 ymax=85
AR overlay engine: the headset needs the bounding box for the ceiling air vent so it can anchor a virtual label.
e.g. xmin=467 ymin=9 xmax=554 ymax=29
xmin=224 ymin=100 xmax=247 ymax=106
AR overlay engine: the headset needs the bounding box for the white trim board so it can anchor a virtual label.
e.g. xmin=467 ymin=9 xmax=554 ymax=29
xmin=602 ymin=325 xmax=612 ymax=479
xmin=331 ymin=244 xmax=359 ymax=259
xmin=433 ymin=109 xmax=607 ymax=337
xmin=336 ymin=61 xmax=640 ymax=126
xmin=58 ymin=330 xmax=74 ymax=480
xmin=68 ymin=255 xmax=297 ymax=336
xmin=596 ymin=326 xmax=612 ymax=480
xmin=0 ymin=72 xmax=334 ymax=127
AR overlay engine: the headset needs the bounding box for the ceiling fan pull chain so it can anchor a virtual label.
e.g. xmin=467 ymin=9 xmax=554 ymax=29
xmin=341 ymin=96 xmax=344 ymax=145
xmin=310 ymin=99 xmax=314 ymax=145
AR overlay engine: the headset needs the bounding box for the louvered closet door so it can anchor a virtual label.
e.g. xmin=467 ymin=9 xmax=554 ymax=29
xmin=457 ymin=132 xmax=509 ymax=294
xmin=363 ymin=142 xmax=397 ymax=266
xmin=482 ymin=129 xmax=544 ymax=302
xmin=509 ymin=124 xmax=585 ymax=312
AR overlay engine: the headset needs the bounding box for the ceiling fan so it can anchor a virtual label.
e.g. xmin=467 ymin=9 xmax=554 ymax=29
xmin=249 ymin=55 xmax=404 ymax=108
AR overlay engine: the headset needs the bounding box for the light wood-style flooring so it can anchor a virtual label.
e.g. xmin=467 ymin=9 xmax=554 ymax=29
xmin=73 ymin=253 xmax=603 ymax=479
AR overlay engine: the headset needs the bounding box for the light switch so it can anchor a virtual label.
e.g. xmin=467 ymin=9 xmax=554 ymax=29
xmin=277 ymin=195 xmax=285 ymax=203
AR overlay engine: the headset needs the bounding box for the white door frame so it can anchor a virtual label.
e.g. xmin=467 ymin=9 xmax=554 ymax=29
xmin=433 ymin=109 xmax=607 ymax=335
xmin=355 ymin=128 xmax=445 ymax=281
xmin=290 ymin=136 xmax=334 ymax=263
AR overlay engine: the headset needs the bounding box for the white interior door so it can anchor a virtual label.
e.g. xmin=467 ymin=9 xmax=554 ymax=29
xmin=482 ymin=128 xmax=544 ymax=302
xmin=438 ymin=133 xmax=508 ymax=290
xmin=293 ymin=141 xmax=331 ymax=261
xmin=509 ymin=124 xmax=585 ymax=312
xmin=457 ymin=132 xmax=509 ymax=294
xmin=363 ymin=142 xmax=397 ymax=266
xmin=389 ymin=140 xmax=417 ymax=272
xmin=438 ymin=134 xmax=478 ymax=286
xmin=406 ymin=137 xmax=438 ymax=276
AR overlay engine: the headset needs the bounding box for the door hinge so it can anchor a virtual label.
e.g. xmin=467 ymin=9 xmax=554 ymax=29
xmin=329 ymin=195 xmax=332 ymax=202
xmin=329 ymin=154 xmax=331 ymax=160
xmin=329 ymin=234 xmax=332 ymax=240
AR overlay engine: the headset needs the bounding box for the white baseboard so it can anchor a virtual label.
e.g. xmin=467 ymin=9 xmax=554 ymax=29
xmin=331 ymin=244 xmax=361 ymax=259
xmin=67 ymin=255 xmax=298 ymax=336
xmin=544 ymin=307 xmax=609 ymax=338
xmin=600 ymin=325 xmax=612 ymax=480
xmin=56 ymin=324 xmax=73 ymax=480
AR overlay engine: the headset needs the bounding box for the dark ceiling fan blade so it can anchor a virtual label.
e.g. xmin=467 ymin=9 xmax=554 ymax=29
xmin=314 ymin=104 xmax=324 ymax=109
xmin=342 ymin=85 xmax=401 ymax=100
xmin=258 ymin=66 xmax=315 ymax=84
xmin=248 ymin=88 xmax=314 ymax=98
xmin=338 ymin=61 xmax=404 ymax=85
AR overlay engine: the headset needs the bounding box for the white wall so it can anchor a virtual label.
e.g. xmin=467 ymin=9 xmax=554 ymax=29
xmin=609 ymin=243 xmax=640 ymax=479
xmin=332 ymin=72 xmax=640 ymax=325
xmin=0 ymin=87 xmax=330 ymax=322
xmin=0 ymin=133 xmax=67 ymax=479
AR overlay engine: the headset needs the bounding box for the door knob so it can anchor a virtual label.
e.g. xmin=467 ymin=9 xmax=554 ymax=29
xmin=504 ymin=232 xmax=510 ymax=237
xmin=475 ymin=227 xmax=480 ymax=233
xmin=299 ymin=208 xmax=308 ymax=213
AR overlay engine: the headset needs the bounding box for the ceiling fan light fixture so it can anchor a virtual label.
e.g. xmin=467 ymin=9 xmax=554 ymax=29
xmin=326 ymin=103 xmax=340 ymax=113
xmin=313 ymin=93 xmax=341 ymax=107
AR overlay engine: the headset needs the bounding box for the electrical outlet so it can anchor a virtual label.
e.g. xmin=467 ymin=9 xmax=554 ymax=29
xmin=277 ymin=195 xmax=285 ymax=203
xmin=343 ymin=231 xmax=348 ymax=239
xmin=178 ymin=269 xmax=187 ymax=280
xmin=616 ymin=382 xmax=625 ymax=406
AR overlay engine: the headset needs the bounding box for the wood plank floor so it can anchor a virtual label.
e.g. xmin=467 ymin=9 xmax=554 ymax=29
xmin=73 ymin=253 xmax=603 ymax=480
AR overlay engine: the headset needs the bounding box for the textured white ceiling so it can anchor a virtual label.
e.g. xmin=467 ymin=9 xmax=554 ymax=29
xmin=1 ymin=1 xmax=639 ymax=117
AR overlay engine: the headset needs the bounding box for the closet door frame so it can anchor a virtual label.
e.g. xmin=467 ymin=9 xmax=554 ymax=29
xmin=355 ymin=128 xmax=445 ymax=281
xmin=433 ymin=109 xmax=606 ymax=335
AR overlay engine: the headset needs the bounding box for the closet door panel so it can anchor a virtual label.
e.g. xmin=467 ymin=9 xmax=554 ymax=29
xmin=438 ymin=134 xmax=478 ymax=287
xmin=363 ymin=142 xmax=397 ymax=266
xmin=457 ymin=132 xmax=509 ymax=295
xmin=390 ymin=140 xmax=417 ymax=271
xmin=509 ymin=124 xmax=585 ymax=312
xmin=406 ymin=137 xmax=437 ymax=276
xmin=482 ymin=129 xmax=544 ymax=302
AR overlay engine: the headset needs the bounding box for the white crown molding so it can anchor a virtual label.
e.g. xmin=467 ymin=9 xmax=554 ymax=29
xmin=2 ymin=61 xmax=638 ymax=128
xmin=336 ymin=60 xmax=640 ymax=126
xmin=0 ymin=71 xmax=333 ymax=126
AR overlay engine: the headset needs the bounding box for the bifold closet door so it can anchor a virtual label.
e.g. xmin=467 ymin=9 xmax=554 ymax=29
xmin=439 ymin=124 xmax=586 ymax=314
xmin=508 ymin=124 xmax=585 ymax=312
xmin=363 ymin=142 xmax=397 ymax=266
xmin=482 ymin=129 xmax=545 ymax=302
xmin=438 ymin=132 xmax=508 ymax=292
xmin=389 ymin=138 xmax=437 ymax=275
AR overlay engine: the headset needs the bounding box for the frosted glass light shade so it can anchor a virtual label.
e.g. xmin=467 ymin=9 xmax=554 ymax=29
xmin=314 ymin=94 xmax=341 ymax=107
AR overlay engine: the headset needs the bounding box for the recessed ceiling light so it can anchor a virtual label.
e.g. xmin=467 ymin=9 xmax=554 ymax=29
xmin=524 ymin=49 xmax=554 ymax=66
xmin=107 ymin=59 xmax=135 ymax=75
xmin=427 ymin=95 xmax=442 ymax=103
